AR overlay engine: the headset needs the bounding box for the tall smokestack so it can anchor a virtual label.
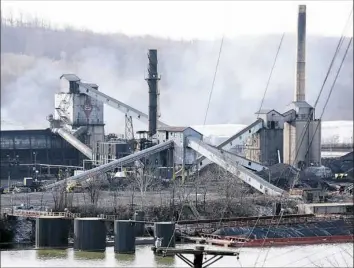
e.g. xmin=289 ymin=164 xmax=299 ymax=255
xmin=295 ymin=5 xmax=306 ymax=102
xmin=146 ymin=49 xmax=160 ymax=137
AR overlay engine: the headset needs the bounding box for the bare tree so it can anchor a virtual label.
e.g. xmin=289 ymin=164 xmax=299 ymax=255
xmin=110 ymin=190 xmax=120 ymax=214
xmin=85 ymin=176 xmax=103 ymax=206
xmin=216 ymin=167 xmax=243 ymax=217
xmin=39 ymin=191 xmax=48 ymax=210
xmin=51 ymin=185 xmax=66 ymax=211
xmin=133 ymin=166 xmax=156 ymax=210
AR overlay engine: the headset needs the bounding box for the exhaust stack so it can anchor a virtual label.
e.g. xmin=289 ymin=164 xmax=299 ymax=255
xmin=146 ymin=49 xmax=160 ymax=137
xmin=295 ymin=5 xmax=306 ymax=102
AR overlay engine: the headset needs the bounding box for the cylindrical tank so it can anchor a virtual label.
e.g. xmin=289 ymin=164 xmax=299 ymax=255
xmin=133 ymin=211 xmax=145 ymax=236
xmin=309 ymin=120 xmax=321 ymax=166
xmin=154 ymin=222 xmax=175 ymax=248
xmin=35 ymin=216 xmax=70 ymax=249
xmin=74 ymin=218 xmax=106 ymax=252
xmin=114 ymin=220 xmax=136 ymax=254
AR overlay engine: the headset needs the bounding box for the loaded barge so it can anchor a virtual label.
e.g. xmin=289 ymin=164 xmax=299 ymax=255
xmin=180 ymin=205 xmax=354 ymax=248
xmin=186 ymin=233 xmax=354 ymax=248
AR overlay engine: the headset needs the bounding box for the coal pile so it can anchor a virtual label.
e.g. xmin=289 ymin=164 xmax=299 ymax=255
xmin=214 ymin=219 xmax=353 ymax=239
xmin=256 ymin=163 xmax=299 ymax=190
xmin=322 ymin=152 xmax=353 ymax=173
xmin=322 ymin=151 xmax=354 ymax=181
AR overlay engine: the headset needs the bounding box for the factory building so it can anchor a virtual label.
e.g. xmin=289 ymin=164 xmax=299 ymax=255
xmin=245 ymin=110 xmax=284 ymax=166
xmin=244 ymin=5 xmax=321 ymax=169
xmin=93 ymin=139 xmax=131 ymax=165
xmin=54 ymin=74 xmax=105 ymax=152
xmin=0 ymin=129 xmax=84 ymax=182
xmin=156 ymin=127 xmax=203 ymax=166
xmin=282 ymin=5 xmax=321 ymax=168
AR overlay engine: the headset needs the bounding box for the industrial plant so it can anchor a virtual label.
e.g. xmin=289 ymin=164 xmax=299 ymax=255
xmin=0 ymin=5 xmax=352 ymax=199
xmin=0 ymin=5 xmax=353 ymax=262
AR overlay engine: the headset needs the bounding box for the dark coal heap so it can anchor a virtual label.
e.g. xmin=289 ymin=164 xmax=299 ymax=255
xmin=256 ymin=163 xmax=299 ymax=190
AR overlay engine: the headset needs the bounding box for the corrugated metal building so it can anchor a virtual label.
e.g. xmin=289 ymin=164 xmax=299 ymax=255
xmin=0 ymin=129 xmax=85 ymax=182
xmin=156 ymin=126 xmax=203 ymax=166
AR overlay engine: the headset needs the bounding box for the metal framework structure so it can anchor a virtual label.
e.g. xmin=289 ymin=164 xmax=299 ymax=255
xmin=186 ymin=137 xmax=285 ymax=196
xmin=44 ymin=140 xmax=174 ymax=189
xmin=154 ymin=246 xmax=239 ymax=268
xmin=51 ymin=128 xmax=93 ymax=159
xmin=77 ymin=82 xmax=168 ymax=127
xmin=125 ymin=115 xmax=135 ymax=141
xmin=176 ymin=119 xmax=266 ymax=176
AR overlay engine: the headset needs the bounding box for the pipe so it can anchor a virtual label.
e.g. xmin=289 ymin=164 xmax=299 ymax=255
xmin=52 ymin=128 xmax=93 ymax=159
xmin=146 ymin=49 xmax=160 ymax=137
xmin=295 ymin=5 xmax=306 ymax=102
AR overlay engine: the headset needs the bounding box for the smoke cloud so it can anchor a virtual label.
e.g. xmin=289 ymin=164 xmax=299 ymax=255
xmin=1 ymin=26 xmax=353 ymax=135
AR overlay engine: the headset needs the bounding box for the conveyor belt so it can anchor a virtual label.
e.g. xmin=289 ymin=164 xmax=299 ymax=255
xmin=52 ymin=128 xmax=93 ymax=159
xmin=44 ymin=140 xmax=174 ymax=190
xmin=187 ymin=137 xmax=285 ymax=197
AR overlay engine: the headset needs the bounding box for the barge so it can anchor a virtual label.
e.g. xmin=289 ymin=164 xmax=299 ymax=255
xmin=185 ymin=234 xmax=354 ymax=248
xmin=183 ymin=216 xmax=354 ymax=248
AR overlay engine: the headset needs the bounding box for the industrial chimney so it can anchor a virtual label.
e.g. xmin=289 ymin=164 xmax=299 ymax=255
xmin=294 ymin=5 xmax=306 ymax=102
xmin=146 ymin=49 xmax=160 ymax=137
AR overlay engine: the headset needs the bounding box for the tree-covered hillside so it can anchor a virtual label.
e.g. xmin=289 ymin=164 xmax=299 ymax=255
xmin=1 ymin=18 xmax=353 ymax=132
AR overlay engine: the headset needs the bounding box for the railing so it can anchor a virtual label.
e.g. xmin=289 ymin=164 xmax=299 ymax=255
xmin=2 ymin=209 xmax=80 ymax=218
xmin=97 ymin=214 xmax=120 ymax=221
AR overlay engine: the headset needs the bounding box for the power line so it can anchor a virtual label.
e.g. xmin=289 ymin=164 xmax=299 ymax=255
xmin=257 ymin=37 xmax=353 ymax=268
xmin=203 ymin=36 xmax=224 ymax=126
xmin=252 ymin=9 xmax=354 ymax=266
xmin=257 ymin=33 xmax=285 ymax=119
xmin=305 ymin=37 xmax=353 ymax=163
xmin=166 ymin=35 xmax=225 ymax=249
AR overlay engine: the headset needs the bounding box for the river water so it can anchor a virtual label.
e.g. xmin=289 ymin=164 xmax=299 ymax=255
xmin=1 ymin=243 xmax=353 ymax=267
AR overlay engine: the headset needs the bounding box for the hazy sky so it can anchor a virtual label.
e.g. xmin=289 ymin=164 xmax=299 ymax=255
xmin=2 ymin=1 xmax=353 ymax=39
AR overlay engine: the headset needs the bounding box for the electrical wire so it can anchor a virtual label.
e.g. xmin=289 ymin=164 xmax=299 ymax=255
xmin=202 ymin=36 xmax=225 ymax=126
xmin=305 ymin=37 xmax=353 ymax=162
xmin=165 ymin=35 xmax=226 ymax=250
xmin=256 ymin=36 xmax=353 ymax=268
xmin=248 ymin=8 xmax=354 ymax=267
xmin=256 ymin=38 xmax=353 ymax=268
xmin=257 ymin=33 xmax=285 ymax=119
xmin=212 ymin=33 xmax=286 ymax=234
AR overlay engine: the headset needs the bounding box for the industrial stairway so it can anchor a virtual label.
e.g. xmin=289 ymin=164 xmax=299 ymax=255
xmin=44 ymin=140 xmax=174 ymax=190
xmin=186 ymin=137 xmax=285 ymax=197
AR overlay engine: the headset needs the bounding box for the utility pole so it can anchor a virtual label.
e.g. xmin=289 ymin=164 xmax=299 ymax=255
xmin=33 ymin=151 xmax=38 ymax=180
xmin=7 ymin=155 xmax=19 ymax=190
xmin=154 ymin=245 xmax=239 ymax=268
